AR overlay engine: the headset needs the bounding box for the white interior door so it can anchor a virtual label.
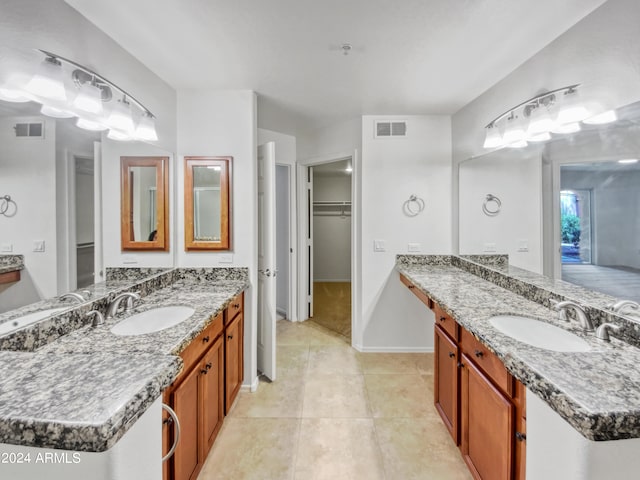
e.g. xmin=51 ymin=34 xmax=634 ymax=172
xmin=257 ymin=142 xmax=277 ymax=380
xmin=307 ymin=166 xmax=314 ymax=318
xmin=93 ymin=141 xmax=104 ymax=284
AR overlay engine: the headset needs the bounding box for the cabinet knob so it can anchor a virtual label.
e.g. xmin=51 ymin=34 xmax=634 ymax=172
xmin=515 ymin=431 xmax=527 ymax=442
xmin=457 ymin=362 xmax=465 ymax=368
xmin=206 ymin=362 xmax=212 ymax=371
xmin=408 ymin=285 xmax=415 ymax=289
xmin=162 ymin=417 xmax=173 ymax=426
xmin=233 ymin=303 xmax=240 ymax=309
xmin=200 ymin=369 xmax=208 ymax=375
xmin=228 ymin=334 xmax=233 ymax=340
xmin=203 ymin=336 xmax=210 ymax=343
xmin=448 ymin=352 xmax=455 ymax=358
xmin=474 ymin=350 xmax=484 ymax=358
xmin=439 ymin=317 xmax=446 ymax=322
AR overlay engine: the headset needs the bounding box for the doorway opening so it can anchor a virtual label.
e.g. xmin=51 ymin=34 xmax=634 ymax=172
xmin=308 ymin=159 xmax=352 ymax=341
xmin=560 ymin=189 xmax=592 ymax=265
xmin=74 ymin=156 xmax=95 ymax=289
xmin=275 ymin=164 xmax=290 ymax=320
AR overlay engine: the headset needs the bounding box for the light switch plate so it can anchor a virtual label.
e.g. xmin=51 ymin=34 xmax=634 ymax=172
xmin=408 ymin=243 xmax=421 ymax=252
xmin=517 ymin=240 xmax=529 ymax=252
xmin=483 ymin=242 xmax=497 ymax=253
xmin=0 ymin=243 xmax=12 ymax=253
xmin=374 ymin=239 xmax=386 ymax=252
xmin=33 ymin=240 xmax=45 ymax=252
xmin=122 ymin=255 xmax=138 ymax=265
xmin=219 ymin=253 xmax=233 ymax=263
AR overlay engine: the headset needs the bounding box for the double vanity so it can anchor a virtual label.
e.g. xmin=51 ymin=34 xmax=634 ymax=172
xmin=397 ymin=255 xmax=640 ymax=480
xmin=0 ymin=266 xmax=248 ymax=480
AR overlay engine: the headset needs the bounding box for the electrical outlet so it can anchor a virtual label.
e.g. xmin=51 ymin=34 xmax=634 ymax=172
xmin=374 ymin=239 xmax=386 ymax=252
xmin=408 ymin=243 xmax=421 ymax=252
xmin=483 ymin=243 xmax=497 ymax=253
xmin=33 ymin=240 xmax=45 ymax=252
xmin=219 ymin=254 xmax=233 ymax=263
xmin=517 ymin=240 xmax=529 ymax=252
xmin=0 ymin=243 xmax=12 ymax=253
xmin=122 ymin=255 xmax=138 ymax=265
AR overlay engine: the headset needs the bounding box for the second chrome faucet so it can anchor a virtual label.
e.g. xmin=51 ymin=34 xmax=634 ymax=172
xmin=552 ymin=300 xmax=595 ymax=332
xmin=106 ymin=292 xmax=141 ymax=319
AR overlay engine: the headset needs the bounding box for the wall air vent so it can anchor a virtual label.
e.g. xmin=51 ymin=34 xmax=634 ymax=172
xmin=374 ymin=120 xmax=407 ymax=138
xmin=14 ymin=122 xmax=44 ymax=138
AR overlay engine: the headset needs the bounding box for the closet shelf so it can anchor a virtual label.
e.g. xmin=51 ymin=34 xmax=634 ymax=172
xmin=313 ymin=201 xmax=352 ymax=217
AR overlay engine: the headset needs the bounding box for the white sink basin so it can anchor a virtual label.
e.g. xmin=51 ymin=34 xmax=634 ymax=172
xmin=0 ymin=307 xmax=68 ymax=335
xmin=489 ymin=315 xmax=591 ymax=352
xmin=111 ymin=306 xmax=195 ymax=336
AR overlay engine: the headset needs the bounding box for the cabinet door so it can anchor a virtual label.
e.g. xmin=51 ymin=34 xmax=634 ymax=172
xmin=434 ymin=325 xmax=459 ymax=443
xmin=225 ymin=312 xmax=242 ymax=414
xmin=200 ymin=335 xmax=224 ymax=456
xmin=172 ymin=364 xmax=201 ymax=480
xmin=461 ymin=353 xmax=514 ymax=480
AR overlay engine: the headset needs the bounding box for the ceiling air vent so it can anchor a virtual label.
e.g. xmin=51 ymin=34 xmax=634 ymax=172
xmin=14 ymin=122 xmax=44 ymax=138
xmin=374 ymin=120 xmax=407 ymax=138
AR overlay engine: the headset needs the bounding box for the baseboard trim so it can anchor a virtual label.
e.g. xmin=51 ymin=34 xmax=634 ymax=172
xmin=276 ymin=307 xmax=288 ymax=318
xmin=353 ymin=344 xmax=434 ymax=353
xmin=241 ymin=376 xmax=260 ymax=393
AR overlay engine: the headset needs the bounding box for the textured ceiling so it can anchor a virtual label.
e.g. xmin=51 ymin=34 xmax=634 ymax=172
xmin=64 ymin=0 xmax=607 ymax=134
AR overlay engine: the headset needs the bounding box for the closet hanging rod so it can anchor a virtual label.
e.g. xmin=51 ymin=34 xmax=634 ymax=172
xmin=312 ymin=201 xmax=352 ymax=205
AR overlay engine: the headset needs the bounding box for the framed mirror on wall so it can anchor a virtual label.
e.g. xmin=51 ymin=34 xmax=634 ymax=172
xmin=120 ymin=156 xmax=169 ymax=251
xmin=184 ymin=156 xmax=232 ymax=251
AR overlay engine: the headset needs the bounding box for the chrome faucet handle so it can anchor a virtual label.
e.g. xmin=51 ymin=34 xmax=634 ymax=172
xmin=595 ymin=323 xmax=622 ymax=342
xmin=124 ymin=291 xmax=141 ymax=310
xmin=86 ymin=310 xmax=105 ymax=327
xmin=549 ymin=299 xmax=569 ymax=322
xmin=81 ymin=289 xmax=92 ymax=299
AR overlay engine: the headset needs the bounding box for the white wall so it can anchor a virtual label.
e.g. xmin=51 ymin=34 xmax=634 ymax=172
xmin=452 ymin=0 xmax=640 ymax=253
xmin=459 ymin=148 xmax=543 ymax=273
xmin=360 ymin=115 xmax=452 ymax=351
xmin=297 ymin=117 xmax=362 ymax=161
xmin=0 ymin=116 xmax=57 ymax=311
xmin=177 ymin=89 xmax=258 ymax=389
xmin=313 ymin=173 xmax=351 ymax=281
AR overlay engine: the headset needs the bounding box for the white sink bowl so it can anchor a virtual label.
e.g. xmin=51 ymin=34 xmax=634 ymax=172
xmin=489 ymin=315 xmax=591 ymax=352
xmin=111 ymin=306 xmax=195 ymax=336
xmin=0 ymin=307 xmax=68 ymax=335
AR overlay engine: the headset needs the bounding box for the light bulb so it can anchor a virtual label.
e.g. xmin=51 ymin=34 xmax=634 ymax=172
xmin=73 ymin=81 xmax=103 ymax=114
xmin=552 ymin=122 xmax=581 ymax=134
xmin=107 ymin=98 xmax=135 ymax=134
xmin=25 ymin=56 xmax=67 ymax=102
xmin=483 ymin=125 xmax=503 ymax=149
xmin=41 ymin=105 xmax=75 ymax=119
xmin=583 ymin=110 xmax=617 ymax=125
xmin=76 ymin=117 xmax=108 ymax=131
xmin=133 ymin=113 xmax=158 ymax=141
xmin=556 ymin=89 xmax=590 ymax=125
xmin=0 ymin=86 xmax=31 ymax=103
xmin=526 ymin=104 xmax=555 ymax=136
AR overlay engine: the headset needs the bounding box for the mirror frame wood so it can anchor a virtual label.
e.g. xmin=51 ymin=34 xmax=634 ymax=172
xmin=120 ymin=156 xmax=170 ymax=251
xmin=184 ymin=156 xmax=232 ymax=251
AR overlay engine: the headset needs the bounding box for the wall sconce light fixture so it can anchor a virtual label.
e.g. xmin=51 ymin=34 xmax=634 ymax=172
xmin=482 ymin=84 xmax=617 ymax=150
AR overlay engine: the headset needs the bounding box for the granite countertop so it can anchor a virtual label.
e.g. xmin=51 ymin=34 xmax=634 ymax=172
xmin=397 ymin=260 xmax=640 ymax=441
xmin=0 ymin=271 xmax=249 ymax=452
xmin=0 ymin=255 xmax=24 ymax=274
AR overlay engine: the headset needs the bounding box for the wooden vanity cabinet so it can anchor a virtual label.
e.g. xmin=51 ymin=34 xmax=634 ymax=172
xmin=401 ymin=274 xmax=525 ymax=480
xmin=224 ymin=292 xmax=244 ymax=414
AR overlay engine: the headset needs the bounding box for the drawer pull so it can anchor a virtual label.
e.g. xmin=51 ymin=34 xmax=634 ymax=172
xmin=440 ymin=317 xmax=446 ymax=322
xmin=203 ymin=336 xmax=210 ymax=343
xmin=408 ymin=285 xmax=415 ymax=289
xmin=206 ymin=362 xmax=212 ymax=371
xmin=448 ymin=352 xmax=455 ymax=358
xmin=228 ymin=334 xmax=233 ymax=340
xmin=200 ymin=368 xmax=208 ymax=375
xmin=474 ymin=350 xmax=484 ymax=358
xmin=233 ymin=303 xmax=240 ymax=309
xmin=515 ymin=431 xmax=527 ymax=442
xmin=457 ymin=362 xmax=465 ymax=368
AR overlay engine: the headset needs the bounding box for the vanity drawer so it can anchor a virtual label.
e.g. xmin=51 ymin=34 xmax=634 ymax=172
xmin=225 ymin=292 xmax=244 ymax=325
xmin=178 ymin=312 xmax=224 ymax=382
xmin=400 ymin=274 xmax=434 ymax=309
xmin=434 ymin=304 xmax=458 ymax=341
xmin=460 ymin=327 xmax=511 ymax=395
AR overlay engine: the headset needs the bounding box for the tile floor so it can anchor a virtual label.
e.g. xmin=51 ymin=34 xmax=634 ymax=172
xmin=198 ymin=320 xmax=472 ymax=480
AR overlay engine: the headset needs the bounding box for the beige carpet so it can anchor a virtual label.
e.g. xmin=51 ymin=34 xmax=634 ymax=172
xmin=309 ymin=282 xmax=351 ymax=341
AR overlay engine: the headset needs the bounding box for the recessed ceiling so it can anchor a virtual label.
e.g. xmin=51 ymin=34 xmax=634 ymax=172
xmin=64 ymin=0 xmax=606 ymax=134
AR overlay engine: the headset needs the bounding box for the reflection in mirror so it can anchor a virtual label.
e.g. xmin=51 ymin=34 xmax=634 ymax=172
xmin=121 ymin=156 xmax=169 ymax=251
xmin=184 ymin=156 xmax=231 ymax=250
xmin=459 ymin=100 xmax=640 ymax=308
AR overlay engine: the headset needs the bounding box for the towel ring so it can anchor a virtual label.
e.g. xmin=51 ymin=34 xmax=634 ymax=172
xmin=0 ymin=195 xmax=17 ymax=217
xmin=482 ymin=194 xmax=501 ymax=217
xmin=403 ymin=195 xmax=425 ymax=217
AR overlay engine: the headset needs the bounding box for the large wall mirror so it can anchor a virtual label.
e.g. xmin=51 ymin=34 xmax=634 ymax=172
xmin=458 ymin=99 xmax=640 ymax=312
xmin=121 ymin=156 xmax=169 ymax=251
xmin=184 ymin=156 xmax=231 ymax=251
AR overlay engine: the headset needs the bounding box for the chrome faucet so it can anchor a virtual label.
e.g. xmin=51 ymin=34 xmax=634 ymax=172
xmin=60 ymin=292 xmax=85 ymax=303
xmin=606 ymin=300 xmax=640 ymax=315
xmin=86 ymin=310 xmax=105 ymax=327
xmin=595 ymin=323 xmax=622 ymax=342
xmin=552 ymin=300 xmax=595 ymax=332
xmin=106 ymin=292 xmax=141 ymax=319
